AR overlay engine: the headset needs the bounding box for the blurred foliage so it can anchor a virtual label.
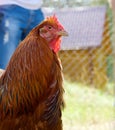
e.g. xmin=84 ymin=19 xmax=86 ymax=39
xmin=107 ymin=56 xmax=114 ymax=81
xmin=42 ymin=0 xmax=108 ymax=8
xmin=62 ymin=81 xmax=114 ymax=129
xmin=91 ymin=0 xmax=108 ymax=5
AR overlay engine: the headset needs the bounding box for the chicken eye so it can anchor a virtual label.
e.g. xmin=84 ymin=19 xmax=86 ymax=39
xmin=48 ymin=26 xmax=52 ymax=30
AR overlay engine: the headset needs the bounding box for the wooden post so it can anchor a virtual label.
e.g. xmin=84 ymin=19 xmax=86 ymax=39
xmin=108 ymin=0 xmax=115 ymax=81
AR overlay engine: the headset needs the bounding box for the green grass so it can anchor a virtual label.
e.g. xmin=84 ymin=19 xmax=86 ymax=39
xmin=62 ymin=81 xmax=114 ymax=128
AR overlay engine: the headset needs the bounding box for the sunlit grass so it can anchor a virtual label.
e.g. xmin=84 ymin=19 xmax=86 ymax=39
xmin=62 ymin=81 xmax=114 ymax=129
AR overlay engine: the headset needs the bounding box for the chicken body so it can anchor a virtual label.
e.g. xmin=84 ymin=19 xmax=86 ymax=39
xmin=0 ymin=16 xmax=68 ymax=130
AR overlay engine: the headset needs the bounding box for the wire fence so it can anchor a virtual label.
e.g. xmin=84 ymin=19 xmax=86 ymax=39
xmin=43 ymin=0 xmax=115 ymax=89
xmin=59 ymin=12 xmax=114 ymax=89
xmin=43 ymin=0 xmax=114 ymax=103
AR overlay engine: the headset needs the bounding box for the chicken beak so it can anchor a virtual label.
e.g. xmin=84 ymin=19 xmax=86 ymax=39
xmin=57 ymin=30 xmax=69 ymax=36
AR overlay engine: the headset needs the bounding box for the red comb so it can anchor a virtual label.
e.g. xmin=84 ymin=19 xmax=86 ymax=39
xmin=46 ymin=14 xmax=64 ymax=29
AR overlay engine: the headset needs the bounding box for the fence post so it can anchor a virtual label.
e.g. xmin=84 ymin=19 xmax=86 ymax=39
xmin=108 ymin=0 xmax=115 ymax=81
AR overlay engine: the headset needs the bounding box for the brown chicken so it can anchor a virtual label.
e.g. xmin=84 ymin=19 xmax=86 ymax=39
xmin=0 ymin=15 xmax=68 ymax=130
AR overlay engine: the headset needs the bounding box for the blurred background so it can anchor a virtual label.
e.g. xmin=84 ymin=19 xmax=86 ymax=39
xmin=42 ymin=0 xmax=115 ymax=130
